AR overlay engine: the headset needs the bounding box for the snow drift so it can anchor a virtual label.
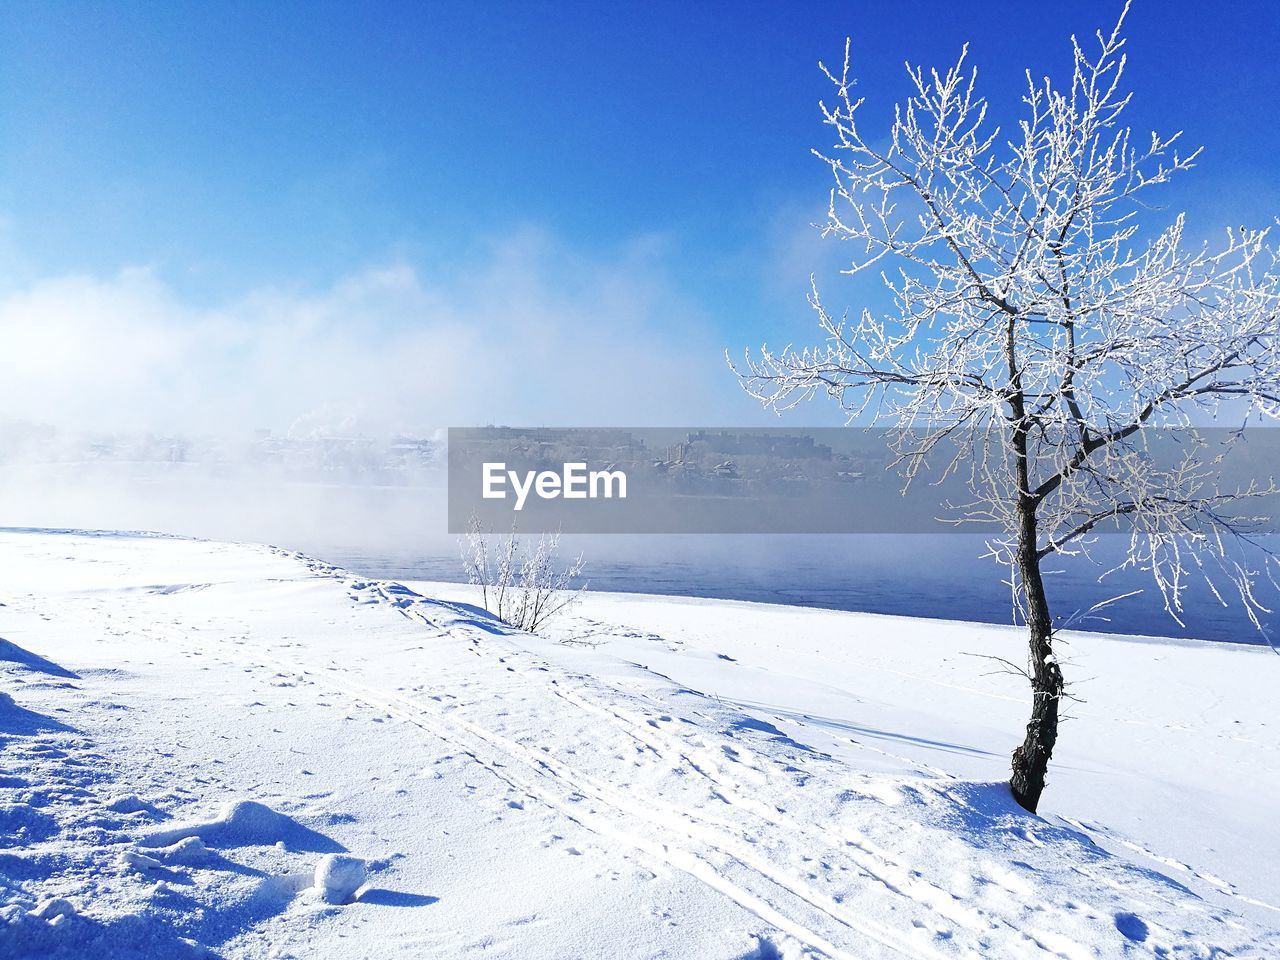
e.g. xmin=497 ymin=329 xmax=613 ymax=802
xmin=0 ymin=529 xmax=1276 ymax=958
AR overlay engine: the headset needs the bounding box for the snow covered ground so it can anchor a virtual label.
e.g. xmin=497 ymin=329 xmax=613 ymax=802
xmin=1 ymin=529 xmax=1277 ymax=958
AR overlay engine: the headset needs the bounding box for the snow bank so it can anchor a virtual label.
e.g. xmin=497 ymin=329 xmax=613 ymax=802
xmin=2 ymin=529 xmax=1277 ymax=959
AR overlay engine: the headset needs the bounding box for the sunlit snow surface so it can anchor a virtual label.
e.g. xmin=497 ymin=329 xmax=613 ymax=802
xmin=1 ymin=529 xmax=1276 ymax=958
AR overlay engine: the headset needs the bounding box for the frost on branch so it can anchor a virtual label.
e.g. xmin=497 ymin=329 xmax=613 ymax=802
xmin=460 ymin=517 xmax=588 ymax=635
xmin=734 ymin=3 xmax=1280 ymax=638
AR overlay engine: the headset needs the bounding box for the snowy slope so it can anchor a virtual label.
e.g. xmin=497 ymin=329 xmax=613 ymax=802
xmin=459 ymin=583 xmax=1280 ymax=928
xmin=0 ymin=530 xmax=1276 ymax=959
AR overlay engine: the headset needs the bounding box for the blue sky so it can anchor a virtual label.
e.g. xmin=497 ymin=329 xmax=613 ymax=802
xmin=0 ymin=1 xmax=1277 ymax=430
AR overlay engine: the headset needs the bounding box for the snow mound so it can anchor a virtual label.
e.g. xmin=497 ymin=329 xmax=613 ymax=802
xmin=313 ymin=854 xmax=367 ymax=905
xmin=1 ymin=903 xmax=213 ymax=960
xmin=142 ymin=800 xmax=299 ymax=849
xmin=154 ymin=836 xmax=211 ymax=866
xmin=30 ymin=899 xmax=76 ymax=922
xmin=105 ymin=794 xmax=151 ymax=815
xmin=119 ymin=851 xmax=166 ymax=873
xmin=0 ymin=637 xmax=78 ymax=678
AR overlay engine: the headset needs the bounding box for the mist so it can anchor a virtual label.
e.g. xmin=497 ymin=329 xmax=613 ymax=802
xmin=0 ymin=227 xmax=751 ymax=437
xmin=0 ymin=225 xmax=774 ymax=554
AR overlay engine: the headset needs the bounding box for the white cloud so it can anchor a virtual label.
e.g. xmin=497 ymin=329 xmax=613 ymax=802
xmin=0 ymin=227 xmax=749 ymax=438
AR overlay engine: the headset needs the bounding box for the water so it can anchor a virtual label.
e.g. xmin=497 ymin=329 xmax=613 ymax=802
xmin=321 ymin=534 xmax=1279 ymax=646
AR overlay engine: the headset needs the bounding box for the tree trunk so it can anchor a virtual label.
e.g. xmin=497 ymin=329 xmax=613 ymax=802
xmin=1009 ymin=500 xmax=1063 ymax=814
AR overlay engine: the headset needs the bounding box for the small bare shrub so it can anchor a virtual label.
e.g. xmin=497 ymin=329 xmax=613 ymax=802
xmin=460 ymin=519 xmax=587 ymax=634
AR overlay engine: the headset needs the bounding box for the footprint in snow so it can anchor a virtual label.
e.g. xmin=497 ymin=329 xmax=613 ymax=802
xmin=734 ymin=934 xmax=795 ymax=960
xmin=1114 ymin=911 xmax=1150 ymax=943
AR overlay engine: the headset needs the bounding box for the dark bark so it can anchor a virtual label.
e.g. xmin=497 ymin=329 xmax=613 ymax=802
xmin=1009 ymin=496 xmax=1063 ymax=814
xmin=1001 ymin=297 xmax=1063 ymax=814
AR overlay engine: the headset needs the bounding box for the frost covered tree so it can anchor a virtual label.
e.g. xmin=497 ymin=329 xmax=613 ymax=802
xmin=735 ymin=5 xmax=1280 ymax=812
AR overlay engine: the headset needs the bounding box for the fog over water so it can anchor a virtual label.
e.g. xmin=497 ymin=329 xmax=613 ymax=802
xmin=4 ymin=443 xmax=1276 ymax=646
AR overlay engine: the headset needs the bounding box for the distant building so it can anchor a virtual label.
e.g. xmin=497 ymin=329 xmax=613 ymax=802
xmin=684 ymin=431 xmax=833 ymax=460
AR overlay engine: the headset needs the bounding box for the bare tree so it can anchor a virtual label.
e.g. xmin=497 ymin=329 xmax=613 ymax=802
xmin=460 ymin=518 xmax=587 ymax=634
xmin=734 ymin=4 xmax=1280 ymax=812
